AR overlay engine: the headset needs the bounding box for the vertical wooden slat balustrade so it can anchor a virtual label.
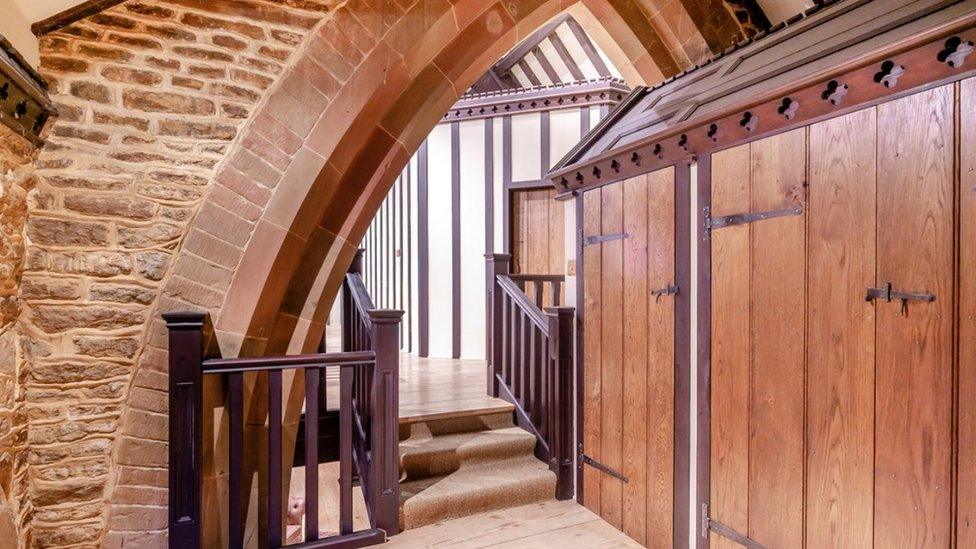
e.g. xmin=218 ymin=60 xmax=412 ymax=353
xmin=484 ymin=254 xmax=576 ymax=501
xmin=167 ymin=248 xmax=400 ymax=549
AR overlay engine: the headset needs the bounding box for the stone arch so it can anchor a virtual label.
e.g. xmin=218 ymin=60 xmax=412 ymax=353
xmin=105 ymin=0 xmax=740 ymax=541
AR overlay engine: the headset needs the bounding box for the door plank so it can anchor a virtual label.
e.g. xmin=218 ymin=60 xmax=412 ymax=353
xmin=599 ymin=182 xmax=625 ymax=528
xmin=959 ymin=77 xmax=976 ymax=548
xmin=646 ymin=167 xmax=675 ymax=546
xmin=875 ymin=85 xmax=954 ymax=549
xmin=621 ymin=174 xmax=649 ymax=544
xmin=582 ymin=188 xmax=603 ymax=513
xmin=747 ymin=128 xmax=806 ymax=548
xmin=709 ymin=143 xmax=751 ymax=549
xmin=548 ymin=190 xmax=566 ymax=277
xmin=806 ymin=108 xmax=876 ymax=548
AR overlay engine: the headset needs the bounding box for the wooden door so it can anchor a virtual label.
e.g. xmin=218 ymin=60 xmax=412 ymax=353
xmin=706 ymin=85 xmax=955 ymax=548
xmin=511 ymin=188 xmax=565 ymax=275
xmin=582 ymin=168 xmax=676 ymax=545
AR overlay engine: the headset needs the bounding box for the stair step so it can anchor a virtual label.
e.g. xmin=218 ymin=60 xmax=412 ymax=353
xmin=398 ymin=455 xmax=556 ymax=530
xmin=399 ymin=410 xmax=515 ymax=439
xmin=400 ymin=426 xmax=537 ymax=479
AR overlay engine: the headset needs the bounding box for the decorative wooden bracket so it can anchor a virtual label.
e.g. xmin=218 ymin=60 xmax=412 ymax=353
xmin=874 ymin=60 xmax=906 ymax=88
xmin=739 ymin=111 xmax=758 ymax=132
xmin=938 ymin=36 xmax=974 ymax=68
xmin=778 ymin=97 xmax=800 ymax=119
xmin=821 ymin=80 xmax=849 ymax=105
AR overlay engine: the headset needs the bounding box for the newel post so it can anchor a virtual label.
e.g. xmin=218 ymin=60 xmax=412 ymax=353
xmin=367 ymin=309 xmax=403 ymax=535
xmin=485 ymin=253 xmax=511 ymax=397
xmin=342 ymin=249 xmax=366 ymax=352
xmin=164 ymin=312 xmax=209 ymax=549
xmin=547 ymin=306 xmax=575 ymax=500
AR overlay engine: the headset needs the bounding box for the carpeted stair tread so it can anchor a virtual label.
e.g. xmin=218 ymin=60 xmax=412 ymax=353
xmin=400 ymin=426 xmax=537 ymax=479
xmin=399 ymin=454 xmax=555 ymax=530
xmin=397 ymin=411 xmax=556 ymax=531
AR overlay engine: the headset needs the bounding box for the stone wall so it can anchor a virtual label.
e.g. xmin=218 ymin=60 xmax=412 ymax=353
xmin=23 ymin=1 xmax=334 ymax=546
xmin=0 ymin=123 xmax=38 ymax=547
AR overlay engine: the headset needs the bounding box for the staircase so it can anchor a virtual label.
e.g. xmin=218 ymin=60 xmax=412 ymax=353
xmin=397 ymin=410 xmax=556 ymax=530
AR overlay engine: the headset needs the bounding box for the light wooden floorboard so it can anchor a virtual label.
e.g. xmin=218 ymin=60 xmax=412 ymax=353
xmin=386 ymin=500 xmax=642 ymax=548
xmin=323 ymin=327 xmax=512 ymax=422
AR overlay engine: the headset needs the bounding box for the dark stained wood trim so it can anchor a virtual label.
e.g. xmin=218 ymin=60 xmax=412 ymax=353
xmin=406 ymin=166 xmax=413 ymax=352
xmin=566 ymin=16 xmax=615 ymax=77
xmin=673 ymin=160 xmax=693 ymax=549
xmin=533 ymin=46 xmax=563 ymax=85
xmin=446 ymin=78 xmax=629 ymax=123
xmin=31 ymin=0 xmax=126 ymax=36
xmin=451 ymin=121 xmax=462 ymax=359
xmin=485 ymin=119 xmax=495 ymax=254
xmin=517 ymin=59 xmax=543 ymax=87
xmin=541 ymin=110 xmax=551 ymax=177
xmin=695 ymin=153 xmax=713 ymax=549
xmin=573 ymin=192 xmax=585 ymax=504
xmin=550 ymin=6 xmax=976 ymax=196
xmin=0 ymin=33 xmax=55 ymax=145
xmin=495 ymin=13 xmax=573 ymax=73
xmin=551 ymin=31 xmax=587 ymax=82
xmin=418 ymin=140 xmax=430 ymax=358
xmin=502 ymin=115 xmax=512 ymax=254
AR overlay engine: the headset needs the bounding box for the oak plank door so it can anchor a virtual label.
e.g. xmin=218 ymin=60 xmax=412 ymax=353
xmin=874 ymin=84 xmax=953 ymax=549
xmin=959 ymin=76 xmax=976 ymax=548
xmin=709 ymin=128 xmax=806 ymax=548
xmin=582 ymin=168 xmax=675 ymax=545
xmin=806 ymin=107 xmax=876 ymax=548
xmin=707 ymin=85 xmax=955 ymax=548
xmin=511 ymin=188 xmax=566 ymax=305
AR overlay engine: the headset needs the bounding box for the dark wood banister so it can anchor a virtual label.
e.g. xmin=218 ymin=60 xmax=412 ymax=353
xmin=485 ymin=253 xmax=575 ymax=500
xmin=166 ymin=248 xmax=401 ymax=549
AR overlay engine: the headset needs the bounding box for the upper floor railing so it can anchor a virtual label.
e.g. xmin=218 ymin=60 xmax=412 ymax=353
xmin=166 ymin=249 xmax=401 ymax=549
xmin=485 ymin=254 xmax=574 ymax=500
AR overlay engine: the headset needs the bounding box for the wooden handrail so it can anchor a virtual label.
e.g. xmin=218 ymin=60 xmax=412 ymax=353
xmin=485 ymin=253 xmax=575 ymax=501
xmin=496 ymin=274 xmax=549 ymax=333
xmin=166 ymin=247 xmax=400 ymax=549
xmin=202 ymin=351 xmax=375 ymax=373
xmin=345 ymin=272 xmax=375 ymax=326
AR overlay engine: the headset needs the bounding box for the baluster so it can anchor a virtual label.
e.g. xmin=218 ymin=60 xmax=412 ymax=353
xmin=513 ymin=308 xmax=522 ymax=400
xmin=534 ymin=281 xmax=544 ymax=308
xmin=553 ymin=281 xmax=561 ymax=307
xmin=509 ymin=296 xmax=517 ymax=392
xmin=541 ymin=337 xmax=549 ymax=442
xmin=529 ymin=325 xmax=538 ymax=426
xmin=501 ymin=294 xmax=509 ymax=384
xmin=228 ymin=372 xmax=244 ymax=549
xmin=532 ymin=327 xmax=543 ymax=433
xmin=339 ymin=365 xmax=353 ymax=535
xmin=304 ymin=368 xmax=320 ymax=542
xmin=521 ymin=312 xmax=530 ymax=407
xmin=268 ymin=370 xmax=283 ymax=548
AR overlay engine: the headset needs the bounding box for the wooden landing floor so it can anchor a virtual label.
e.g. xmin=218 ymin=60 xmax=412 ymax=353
xmin=387 ymin=500 xmax=642 ymax=548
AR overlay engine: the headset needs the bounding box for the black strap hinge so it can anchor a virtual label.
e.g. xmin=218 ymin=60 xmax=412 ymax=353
xmin=583 ymin=232 xmax=629 ymax=246
xmin=702 ymin=503 xmax=767 ymax=549
xmin=651 ymin=285 xmax=679 ymax=301
xmin=580 ymin=453 xmax=628 ymax=483
xmin=704 ymin=204 xmax=804 ymax=237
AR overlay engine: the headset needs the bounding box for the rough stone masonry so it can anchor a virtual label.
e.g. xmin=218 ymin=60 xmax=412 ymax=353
xmin=17 ymin=1 xmax=336 ymax=546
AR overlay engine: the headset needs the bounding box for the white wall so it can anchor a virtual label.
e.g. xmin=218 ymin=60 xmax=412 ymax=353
xmin=361 ymin=104 xmax=608 ymax=359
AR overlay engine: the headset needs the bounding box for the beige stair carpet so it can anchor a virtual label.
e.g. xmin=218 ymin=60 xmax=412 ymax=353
xmin=398 ymin=411 xmax=556 ymax=530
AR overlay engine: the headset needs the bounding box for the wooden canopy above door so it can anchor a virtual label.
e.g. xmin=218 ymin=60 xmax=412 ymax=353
xmin=546 ymin=0 xmax=976 ymax=196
